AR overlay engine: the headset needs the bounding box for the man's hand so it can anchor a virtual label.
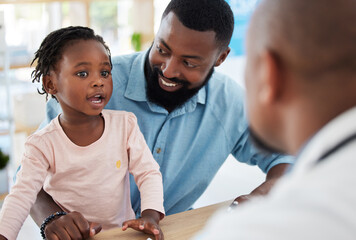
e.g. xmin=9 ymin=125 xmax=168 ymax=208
xmin=30 ymin=189 xmax=101 ymax=239
xmin=43 ymin=211 xmax=102 ymax=240
xmin=233 ymin=163 xmax=290 ymax=205
xmin=122 ymin=209 xmax=164 ymax=240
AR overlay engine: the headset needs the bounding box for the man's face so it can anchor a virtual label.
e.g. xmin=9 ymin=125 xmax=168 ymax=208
xmin=244 ymin=24 xmax=284 ymax=155
xmin=147 ymin=12 xmax=227 ymax=110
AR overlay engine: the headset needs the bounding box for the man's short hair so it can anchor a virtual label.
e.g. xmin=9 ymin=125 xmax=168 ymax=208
xmin=163 ymin=0 xmax=234 ymax=48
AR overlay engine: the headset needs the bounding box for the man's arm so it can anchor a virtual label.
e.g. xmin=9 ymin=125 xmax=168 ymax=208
xmin=30 ymin=189 xmax=101 ymax=239
xmin=230 ymin=126 xmax=294 ymax=204
xmin=233 ymin=163 xmax=290 ymax=204
xmin=30 ymin=188 xmax=62 ymax=226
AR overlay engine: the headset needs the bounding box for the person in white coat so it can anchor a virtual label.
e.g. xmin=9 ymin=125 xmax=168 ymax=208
xmin=194 ymin=0 xmax=356 ymax=239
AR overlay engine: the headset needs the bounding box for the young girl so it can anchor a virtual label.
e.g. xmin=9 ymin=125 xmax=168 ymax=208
xmin=0 ymin=26 xmax=164 ymax=240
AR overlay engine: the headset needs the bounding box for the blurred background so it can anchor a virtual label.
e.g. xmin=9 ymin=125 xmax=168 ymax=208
xmin=0 ymin=0 xmax=264 ymax=239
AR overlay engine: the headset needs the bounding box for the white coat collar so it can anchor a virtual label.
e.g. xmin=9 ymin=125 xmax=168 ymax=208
xmin=293 ymin=106 xmax=356 ymax=174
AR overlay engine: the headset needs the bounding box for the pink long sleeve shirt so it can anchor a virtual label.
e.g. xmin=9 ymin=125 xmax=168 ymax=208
xmin=0 ymin=110 xmax=164 ymax=240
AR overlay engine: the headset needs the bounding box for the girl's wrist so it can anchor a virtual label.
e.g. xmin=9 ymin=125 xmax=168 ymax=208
xmin=141 ymin=209 xmax=161 ymax=223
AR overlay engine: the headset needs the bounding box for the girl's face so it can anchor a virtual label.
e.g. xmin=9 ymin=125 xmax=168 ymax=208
xmin=47 ymin=39 xmax=113 ymax=118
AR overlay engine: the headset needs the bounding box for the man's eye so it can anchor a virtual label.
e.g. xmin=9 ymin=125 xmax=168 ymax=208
xmin=184 ymin=61 xmax=197 ymax=68
xmin=157 ymin=46 xmax=167 ymax=55
xmin=76 ymin=71 xmax=88 ymax=77
xmin=101 ymin=71 xmax=110 ymax=77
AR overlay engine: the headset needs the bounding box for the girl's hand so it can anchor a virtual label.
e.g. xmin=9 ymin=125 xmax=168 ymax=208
xmin=122 ymin=209 xmax=164 ymax=240
xmin=44 ymin=211 xmax=102 ymax=240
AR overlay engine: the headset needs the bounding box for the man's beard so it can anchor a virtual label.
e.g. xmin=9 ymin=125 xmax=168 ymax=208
xmin=248 ymin=126 xmax=285 ymax=156
xmin=145 ymin=56 xmax=214 ymax=111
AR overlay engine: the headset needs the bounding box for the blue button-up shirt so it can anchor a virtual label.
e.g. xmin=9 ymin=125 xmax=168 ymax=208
xmin=42 ymin=50 xmax=294 ymax=216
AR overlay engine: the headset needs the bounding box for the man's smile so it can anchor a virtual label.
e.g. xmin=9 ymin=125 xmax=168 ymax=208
xmin=161 ymin=77 xmax=179 ymax=87
xmin=158 ymin=75 xmax=184 ymax=92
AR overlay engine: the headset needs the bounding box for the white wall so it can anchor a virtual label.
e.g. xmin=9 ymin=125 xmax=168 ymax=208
xmin=216 ymin=56 xmax=247 ymax=88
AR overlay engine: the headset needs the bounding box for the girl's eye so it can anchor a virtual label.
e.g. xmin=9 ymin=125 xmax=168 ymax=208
xmin=101 ymin=70 xmax=110 ymax=77
xmin=76 ymin=71 xmax=88 ymax=78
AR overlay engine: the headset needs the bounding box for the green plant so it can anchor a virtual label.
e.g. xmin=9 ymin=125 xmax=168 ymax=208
xmin=0 ymin=149 xmax=9 ymax=170
xmin=131 ymin=32 xmax=142 ymax=52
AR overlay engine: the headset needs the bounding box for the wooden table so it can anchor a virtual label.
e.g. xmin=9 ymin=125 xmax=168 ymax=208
xmin=91 ymin=200 xmax=231 ymax=240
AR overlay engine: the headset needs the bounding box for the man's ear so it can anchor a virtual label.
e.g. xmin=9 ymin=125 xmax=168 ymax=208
xmin=214 ymin=47 xmax=231 ymax=67
xmin=258 ymin=50 xmax=284 ymax=104
xmin=43 ymin=74 xmax=57 ymax=95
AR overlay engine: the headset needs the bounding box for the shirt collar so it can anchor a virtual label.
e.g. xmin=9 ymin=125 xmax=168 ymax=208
xmin=124 ymin=50 xmax=149 ymax=102
xmin=124 ymin=49 xmax=207 ymax=106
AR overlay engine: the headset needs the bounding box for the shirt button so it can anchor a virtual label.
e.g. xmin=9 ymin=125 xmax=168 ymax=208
xmin=156 ymin=148 xmax=161 ymax=154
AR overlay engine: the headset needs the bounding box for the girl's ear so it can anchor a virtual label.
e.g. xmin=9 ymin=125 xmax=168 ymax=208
xmin=43 ymin=74 xmax=57 ymax=95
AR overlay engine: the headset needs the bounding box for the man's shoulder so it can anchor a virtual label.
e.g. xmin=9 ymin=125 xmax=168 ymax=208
xmin=111 ymin=51 xmax=143 ymax=68
xmin=201 ymin=72 xmax=248 ymax=144
xmin=199 ymin=72 xmax=246 ymax=129
xmin=206 ymin=71 xmax=245 ymax=103
xmin=110 ymin=51 xmax=146 ymax=87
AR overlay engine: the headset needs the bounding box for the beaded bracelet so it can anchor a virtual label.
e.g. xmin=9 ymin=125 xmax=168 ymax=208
xmin=40 ymin=211 xmax=67 ymax=239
